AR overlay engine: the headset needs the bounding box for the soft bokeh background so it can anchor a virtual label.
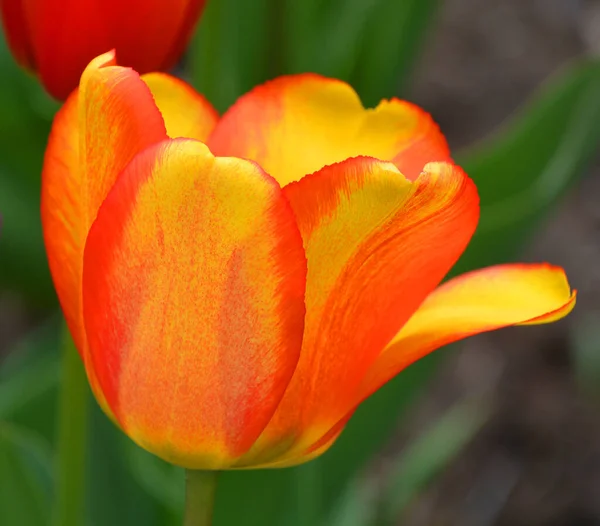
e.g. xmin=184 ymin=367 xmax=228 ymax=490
xmin=1 ymin=0 xmax=600 ymax=525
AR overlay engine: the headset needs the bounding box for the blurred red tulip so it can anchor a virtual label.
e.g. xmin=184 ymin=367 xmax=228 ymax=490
xmin=0 ymin=0 xmax=206 ymax=100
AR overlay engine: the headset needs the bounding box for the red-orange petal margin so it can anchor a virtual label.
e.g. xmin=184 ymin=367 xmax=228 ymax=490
xmin=208 ymin=74 xmax=450 ymax=187
xmin=236 ymin=158 xmax=479 ymax=467
xmin=82 ymin=139 xmax=308 ymax=469
xmin=42 ymin=50 xmax=167 ymax=356
xmin=41 ymin=51 xmax=168 ymax=412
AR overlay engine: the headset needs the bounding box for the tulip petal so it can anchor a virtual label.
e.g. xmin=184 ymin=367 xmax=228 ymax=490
xmin=142 ymin=72 xmax=218 ymax=141
xmin=82 ymin=139 xmax=307 ymax=469
xmin=42 ymin=51 xmax=166 ymax=367
xmin=208 ymin=74 xmax=450 ymax=186
xmin=23 ymin=0 xmax=205 ymax=100
xmin=253 ymin=414 xmax=351 ymax=469
xmin=243 ymin=159 xmax=478 ymax=465
xmin=357 ymin=264 xmax=576 ymax=401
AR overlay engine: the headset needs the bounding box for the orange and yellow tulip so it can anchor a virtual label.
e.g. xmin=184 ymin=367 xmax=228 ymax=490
xmin=0 ymin=0 xmax=205 ymax=100
xmin=42 ymin=51 xmax=575 ymax=470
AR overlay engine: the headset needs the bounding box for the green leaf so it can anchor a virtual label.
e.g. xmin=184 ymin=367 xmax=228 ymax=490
xmin=0 ymin=423 xmax=54 ymax=526
xmin=281 ymin=0 xmax=324 ymax=73
xmin=383 ymin=399 xmax=489 ymax=521
xmin=325 ymin=476 xmax=378 ymax=526
xmin=215 ymin=470 xmax=295 ymax=526
xmin=0 ymin=315 xmax=61 ymax=440
xmin=455 ymin=59 xmax=600 ymax=272
xmin=325 ymin=399 xmax=489 ymax=526
xmin=351 ymin=0 xmax=441 ymax=105
xmin=189 ymin=0 xmax=273 ymax=112
xmin=297 ymin=0 xmax=383 ymax=80
xmin=0 ymin=29 xmax=58 ymax=307
xmin=125 ymin=441 xmax=185 ymax=515
xmin=87 ymin=403 xmax=167 ymax=526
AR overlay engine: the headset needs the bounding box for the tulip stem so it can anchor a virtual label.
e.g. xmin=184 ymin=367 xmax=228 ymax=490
xmin=183 ymin=470 xmax=218 ymax=526
xmin=54 ymin=323 xmax=89 ymax=526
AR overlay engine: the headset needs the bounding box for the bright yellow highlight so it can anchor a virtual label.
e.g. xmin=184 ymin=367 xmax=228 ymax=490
xmin=208 ymin=75 xmax=450 ymax=186
xmin=142 ymin=72 xmax=218 ymax=141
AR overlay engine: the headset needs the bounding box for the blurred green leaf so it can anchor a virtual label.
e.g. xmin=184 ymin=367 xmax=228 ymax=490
xmin=0 ymin=423 xmax=53 ymax=526
xmin=190 ymin=0 xmax=438 ymax=113
xmin=282 ymin=0 xmax=323 ymax=73
xmin=0 ymin=30 xmax=58 ymax=306
xmin=456 ymin=59 xmax=600 ymax=272
xmin=325 ymin=399 xmax=489 ymax=526
xmin=284 ymin=0 xmax=438 ymax=85
xmin=351 ymin=0 xmax=441 ymax=105
xmin=0 ymin=315 xmax=61 ymax=440
xmin=326 ymin=476 xmax=378 ymax=526
xmin=0 ymin=344 xmax=59 ymax=420
xmin=383 ymin=399 xmax=489 ymax=521
xmin=299 ymin=0 xmax=381 ymax=80
xmin=190 ymin=0 xmax=272 ymax=112
xmin=215 ymin=468 xmax=295 ymax=526
xmin=125 ymin=440 xmax=185 ymax=515
xmin=87 ymin=403 xmax=168 ymax=526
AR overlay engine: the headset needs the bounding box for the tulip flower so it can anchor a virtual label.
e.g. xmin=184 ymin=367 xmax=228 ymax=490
xmin=0 ymin=0 xmax=206 ymax=100
xmin=42 ymin=51 xmax=575 ymax=470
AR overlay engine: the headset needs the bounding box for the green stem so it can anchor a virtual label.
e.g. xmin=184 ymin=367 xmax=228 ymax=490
xmin=54 ymin=323 xmax=89 ymax=526
xmin=184 ymin=470 xmax=219 ymax=526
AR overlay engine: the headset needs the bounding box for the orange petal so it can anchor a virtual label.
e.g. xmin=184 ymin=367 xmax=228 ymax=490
xmin=250 ymin=414 xmax=352 ymax=470
xmin=241 ymin=159 xmax=478 ymax=466
xmin=142 ymin=72 xmax=218 ymax=141
xmin=208 ymin=74 xmax=450 ymax=186
xmin=82 ymin=139 xmax=307 ymax=469
xmin=41 ymin=51 xmax=167 ymax=410
xmin=42 ymin=50 xmax=166 ymax=353
xmin=41 ymin=91 xmax=82 ymax=350
xmin=358 ymin=264 xmax=576 ymax=402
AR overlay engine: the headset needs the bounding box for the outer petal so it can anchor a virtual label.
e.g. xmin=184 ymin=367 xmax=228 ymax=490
xmin=82 ymin=139 xmax=307 ymax=469
xmin=17 ymin=0 xmax=205 ymax=100
xmin=357 ymin=264 xmax=576 ymax=401
xmin=141 ymin=72 xmax=218 ymax=141
xmin=238 ymin=159 xmax=478 ymax=466
xmin=208 ymin=74 xmax=450 ymax=186
xmin=41 ymin=51 xmax=166 ymax=370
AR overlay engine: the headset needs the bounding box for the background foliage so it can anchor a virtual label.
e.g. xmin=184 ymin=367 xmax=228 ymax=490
xmin=1 ymin=0 xmax=599 ymax=525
